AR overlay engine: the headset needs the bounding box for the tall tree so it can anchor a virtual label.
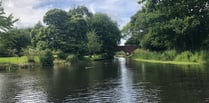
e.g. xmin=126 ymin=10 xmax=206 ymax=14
xmin=68 ymin=6 xmax=93 ymax=19
xmin=89 ymin=13 xmax=121 ymax=58
xmin=42 ymin=8 xmax=89 ymax=57
xmin=0 ymin=28 xmax=31 ymax=56
xmin=127 ymin=0 xmax=209 ymax=51
xmin=30 ymin=21 xmax=44 ymax=47
xmin=87 ymin=30 xmax=102 ymax=55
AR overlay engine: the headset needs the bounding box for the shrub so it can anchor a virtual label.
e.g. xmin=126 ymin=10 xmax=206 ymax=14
xmin=175 ymin=51 xmax=193 ymax=62
xmin=40 ymin=49 xmax=54 ymax=66
xmin=198 ymin=50 xmax=209 ymax=63
xmin=132 ymin=49 xmax=161 ymax=60
xmin=161 ymin=50 xmax=177 ymax=61
xmin=23 ymin=47 xmax=40 ymax=63
xmin=132 ymin=49 xmax=209 ymax=64
xmin=57 ymin=50 xmax=68 ymax=60
xmin=66 ymin=54 xmax=78 ymax=63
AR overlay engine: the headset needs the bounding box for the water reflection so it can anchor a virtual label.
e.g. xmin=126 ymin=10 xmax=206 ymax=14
xmin=118 ymin=57 xmax=161 ymax=103
xmin=1 ymin=58 xmax=209 ymax=102
xmin=119 ymin=57 xmax=136 ymax=102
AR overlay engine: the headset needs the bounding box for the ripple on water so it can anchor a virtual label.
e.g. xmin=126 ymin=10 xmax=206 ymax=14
xmin=62 ymin=80 xmax=161 ymax=103
xmin=14 ymin=89 xmax=48 ymax=103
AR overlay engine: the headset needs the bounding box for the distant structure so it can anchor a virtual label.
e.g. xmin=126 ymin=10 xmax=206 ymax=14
xmin=116 ymin=45 xmax=139 ymax=55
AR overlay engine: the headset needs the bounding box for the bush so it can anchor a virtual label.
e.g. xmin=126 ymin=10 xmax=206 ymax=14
xmin=40 ymin=50 xmax=54 ymax=66
xmin=132 ymin=49 xmax=161 ymax=60
xmin=175 ymin=51 xmax=209 ymax=63
xmin=23 ymin=47 xmax=40 ymax=63
xmin=161 ymin=50 xmax=177 ymax=61
xmin=132 ymin=49 xmax=209 ymax=64
xmin=197 ymin=51 xmax=209 ymax=63
xmin=174 ymin=51 xmax=193 ymax=62
xmin=57 ymin=50 xmax=68 ymax=60
xmin=66 ymin=54 xmax=78 ymax=63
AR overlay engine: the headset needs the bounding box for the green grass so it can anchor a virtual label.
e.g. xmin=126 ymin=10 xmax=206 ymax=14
xmin=135 ymin=59 xmax=199 ymax=65
xmin=131 ymin=49 xmax=209 ymax=65
xmin=0 ymin=56 xmax=39 ymax=64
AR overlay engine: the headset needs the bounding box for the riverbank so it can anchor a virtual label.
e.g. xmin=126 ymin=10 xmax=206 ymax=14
xmin=134 ymin=59 xmax=199 ymax=65
xmin=0 ymin=56 xmax=39 ymax=64
xmin=0 ymin=56 xmax=40 ymax=70
xmin=131 ymin=49 xmax=209 ymax=65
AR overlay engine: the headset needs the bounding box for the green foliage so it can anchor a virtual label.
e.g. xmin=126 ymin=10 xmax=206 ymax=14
xmin=0 ymin=28 xmax=31 ymax=56
xmin=23 ymin=47 xmax=40 ymax=63
xmin=43 ymin=9 xmax=69 ymax=27
xmin=68 ymin=6 xmax=93 ymax=18
xmin=161 ymin=50 xmax=177 ymax=61
xmin=30 ymin=21 xmax=44 ymax=47
xmin=0 ymin=6 xmax=121 ymax=60
xmin=89 ymin=13 xmax=121 ymax=58
xmin=0 ymin=56 xmax=29 ymax=64
xmin=57 ymin=50 xmax=68 ymax=60
xmin=125 ymin=37 xmax=140 ymax=46
xmin=42 ymin=7 xmax=89 ymax=56
xmin=0 ymin=2 xmax=17 ymax=33
xmin=41 ymin=8 xmax=121 ymax=59
xmin=132 ymin=49 xmax=209 ymax=64
xmin=87 ymin=30 xmax=102 ymax=55
xmin=40 ymin=49 xmax=54 ymax=66
xmin=66 ymin=54 xmax=78 ymax=63
xmin=174 ymin=51 xmax=193 ymax=62
xmin=127 ymin=0 xmax=209 ymax=51
xmin=174 ymin=51 xmax=209 ymax=63
xmin=132 ymin=49 xmax=161 ymax=60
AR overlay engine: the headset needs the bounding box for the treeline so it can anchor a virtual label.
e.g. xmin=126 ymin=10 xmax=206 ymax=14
xmin=124 ymin=0 xmax=209 ymax=52
xmin=0 ymin=5 xmax=121 ymax=60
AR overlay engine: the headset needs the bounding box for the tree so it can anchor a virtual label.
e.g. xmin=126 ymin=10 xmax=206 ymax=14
xmin=0 ymin=2 xmax=17 ymax=33
xmin=35 ymin=26 xmax=53 ymax=50
xmin=125 ymin=37 xmax=140 ymax=46
xmin=89 ymin=13 xmax=121 ymax=58
xmin=10 ymin=28 xmax=31 ymax=55
xmin=68 ymin=6 xmax=93 ymax=19
xmin=40 ymin=49 xmax=54 ymax=66
xmin=41 ymin=7 xmax=121 ymax=58
xmin=30 ymin=21 xmax=44 ymax=47
xmin=0 ymin=1 xmax=17 ymax=56
xmin=127 ymin=0 xmax=209 ymax=51
xmin=0 ymin=28 xmax=31 ymax=56
xmin=87 ymin=30 xmax=102 ymax=55
xmin=43 ymin=9 xmax=69 ymax=28
xmin=42 ymin=8 xmax=89 ymax=57
xmin=65 ymin=14 xmax=88 ymax=56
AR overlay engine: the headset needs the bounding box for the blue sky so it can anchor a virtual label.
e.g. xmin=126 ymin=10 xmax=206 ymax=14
xmin=2 ymin=0 xmax=141 ymax=28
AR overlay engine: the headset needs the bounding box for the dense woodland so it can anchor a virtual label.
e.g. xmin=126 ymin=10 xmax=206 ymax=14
xmin=124 ymin=0 xmax=209 ymax=51
xmin=0 ymin=3 xmax=121 ymax=60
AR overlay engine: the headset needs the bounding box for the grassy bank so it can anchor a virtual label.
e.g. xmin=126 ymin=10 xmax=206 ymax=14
xmin=135 ymin=59 xmax=199 ymax=65
xmin=0 ymin=56 xmax=39 ymax=64
xmin=131 ymin=49 xmax=209 ymax=65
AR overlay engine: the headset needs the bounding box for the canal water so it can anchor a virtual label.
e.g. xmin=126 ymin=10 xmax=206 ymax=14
xmin=0 ymin=57 xmax=209 ymax=103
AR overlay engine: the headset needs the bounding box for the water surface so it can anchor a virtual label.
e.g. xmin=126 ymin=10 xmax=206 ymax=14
xmin=0 ymin=57 xmax=209 ymax=103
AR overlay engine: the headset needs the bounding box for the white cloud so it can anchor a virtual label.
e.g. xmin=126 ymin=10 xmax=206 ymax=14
xmin=2 ymin=0 xmax=141 ymax=28
xmin=84 ymin=0 xmax=141 ymax=28
xmin=2 ymin=0 xmax=49 ymax=28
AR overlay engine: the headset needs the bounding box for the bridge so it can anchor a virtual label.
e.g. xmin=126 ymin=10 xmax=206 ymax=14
xmin=116 ymin=45 xmax=139 ymax=55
